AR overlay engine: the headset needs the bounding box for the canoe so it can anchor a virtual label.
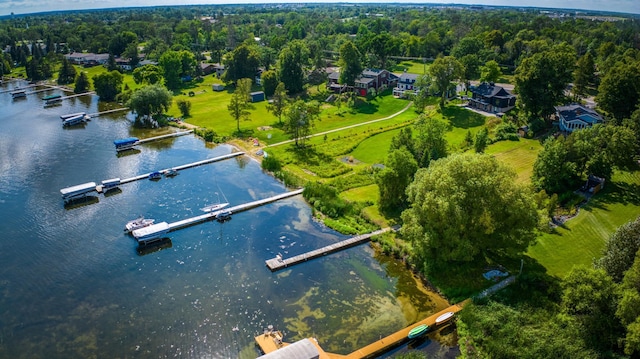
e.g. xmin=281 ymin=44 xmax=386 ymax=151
xmin=407 ymin=324 xmax=429 ymax=339
xmin=435 ymin=311 xmax=455 ymax=325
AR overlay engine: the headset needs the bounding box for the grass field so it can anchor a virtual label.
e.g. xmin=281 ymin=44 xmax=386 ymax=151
xmin=528 ymin=169 xmax=640 ymax=278
xmin=389 ymin=60 xmax=431 ymax=75
xmin=485 ymin=138 xmax=543 ymax=184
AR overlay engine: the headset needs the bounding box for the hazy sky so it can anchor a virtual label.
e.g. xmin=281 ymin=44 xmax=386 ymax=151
xmin=0 ymin=0 xmax=638 ymax=16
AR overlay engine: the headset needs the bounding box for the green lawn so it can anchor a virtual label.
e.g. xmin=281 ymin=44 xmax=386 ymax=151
xmin=528 ymin=169 xmax=640 ymax=278
xmin=341 ymin=184 xmax=379 ymax=204
xmin=349 ymin=128 xmax=403 ymax=165
xmin=389 ymin=60 xmax=431 ymax=75
xmin=441 ymin=106 xmax=488 ymax=148
xmin=486 ymin=138 xmax=543 ymax=184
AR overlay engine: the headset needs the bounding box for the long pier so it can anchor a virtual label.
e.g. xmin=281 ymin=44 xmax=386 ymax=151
xmin=167 ymin=188 xmax=304 ymax=231
xmin=87 ymin=108 xmax=129 ymax=118
xmin=265 ymin=227 xmax=392 ymax=271
xmin=0 ymin=84 xmax=37 ymax=94
xmin=136 ymin=130 xmax=194 ymax=145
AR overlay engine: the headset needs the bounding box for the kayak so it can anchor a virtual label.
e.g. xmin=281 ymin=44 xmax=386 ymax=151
xmin=407 ymin=324 xmax=429 ymax=339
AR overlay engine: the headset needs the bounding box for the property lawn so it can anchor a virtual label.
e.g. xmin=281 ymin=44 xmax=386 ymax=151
xmin=485 ymin=138 xmax=543 ymax=184
xmin=389 ymin=60 xmax=431 ymax=75
xmin=528 ymin=169 xmax=640 ymax=278
xmin=440 ymin=105 xmax=488 ymax=148
xmin=349 ymin=128 xmax=403 ymax=165
xmin=73 ymin=65 xmax=138 ymax=92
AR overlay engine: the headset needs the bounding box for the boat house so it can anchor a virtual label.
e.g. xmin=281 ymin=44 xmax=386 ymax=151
xmin=468 ymin=82 xmax=516 ymax=114
xmin=113 ymin=137 xmax=139 ymax=151
xmin=11 ymin=90 xmax=26 ymax=99
xmin=60 ymin=182 xmax=97 ymax=203
xmin=132 ymin=222 xmax=170 ymax=245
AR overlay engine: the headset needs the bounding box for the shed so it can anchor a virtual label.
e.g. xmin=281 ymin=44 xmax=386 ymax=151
xmin=251 ymin=91 xmax=265 ymax=103
xmin=257 ymin=338 xmax=319 ymax=359
xmin=212 ymin=83 xmax=225 ymax=92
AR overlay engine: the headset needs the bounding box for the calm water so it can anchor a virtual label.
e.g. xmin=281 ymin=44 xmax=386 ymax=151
xmin=0 ymin=81 xmax=457 ymax=358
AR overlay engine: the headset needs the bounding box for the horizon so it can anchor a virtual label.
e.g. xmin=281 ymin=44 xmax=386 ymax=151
xmin=0 ymin=1 xmax=638 ymax=17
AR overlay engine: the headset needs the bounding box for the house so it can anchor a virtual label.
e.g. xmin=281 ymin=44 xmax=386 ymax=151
xmin=199 ymin=63 xmax=215 ymax=75
xmin=212 ymin=63 xmax=225 ymax=78
xmin=327 ymin=68 xmax=397 ymax=96
xmin=250 ymin=91 xmax=265 ymax=102
xmin=116 ymin=58 xmax=133 ymax=71
xmin=555 ymin=104 xmax=604 ymax=133
xmin=255 ymin=68 xmax=265 ymax=86
xmin=326 ymin=70 xmax=346 ymax=93
xmin=468 ymin=82 xmax=516 ymax=114
xmin=393 ymin=71 xmax=419 ymax=98
xmin=64 ymin=52 xmax=109 ymax=66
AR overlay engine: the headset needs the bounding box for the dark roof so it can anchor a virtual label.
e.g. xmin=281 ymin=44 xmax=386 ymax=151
xmin=471 ymin=82 xmax=515 ymax=99
xmin=328 ymin=71 xmax=340 ymax=80
xmin=555 ymin=104 xmax=603 ymax=124
xmin=356 ymin=76 xmax=375 ymax=84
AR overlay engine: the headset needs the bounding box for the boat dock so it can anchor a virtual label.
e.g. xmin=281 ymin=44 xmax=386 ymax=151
xmin=167 ymin=188 xmax=304 ymax=231
xmin=86 ymin=108 xmax=129 ymax=118
xmin=0 ymin=84 xmax=37 ymax=94
xmin=113 ymin=130 xmax=194 ymax=151
xmin=265 ymin=227 xmax=392 ymax=271
xmin=136 ymin=130 xmax=194 ymax=144
xmin=255 ymin=300 xmax=469 ymax=359
xmin=60 ymin=152 xmax=244 ymax=200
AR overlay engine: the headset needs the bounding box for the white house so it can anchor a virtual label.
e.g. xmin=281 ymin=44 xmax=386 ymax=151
xmin=393 ymin=72 xmax=419 ymax=98
xmin=556 ymin=104 xmax=603 ymax=132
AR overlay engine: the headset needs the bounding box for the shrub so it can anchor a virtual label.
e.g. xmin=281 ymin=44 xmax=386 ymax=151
xmin=177 ymin=99 xmax=192 ymax=117
xmin=494 ymin=121 xmax=519 ymax=141
xmin=261 ymin=155 xmax=282 ymax=172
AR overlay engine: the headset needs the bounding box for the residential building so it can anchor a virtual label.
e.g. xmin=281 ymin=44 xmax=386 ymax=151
xmin=555 ymin=104 xmax=604 ymax=132
xmin=327 ymin=68 xmax=397 ymax=96
xmin=393 ymin=71 xmax=419 ymax=97
xmin=64 ymin=52 xmax=109 ymax=67
xmin=468 ymin=82 xmax=516 ymax=114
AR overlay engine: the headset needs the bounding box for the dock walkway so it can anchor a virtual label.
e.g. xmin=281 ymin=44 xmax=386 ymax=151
xmin=136 ymin=130 xmax=194 ymax=145
xmin=167 ymin=188 xmax=304 ymax=231
xmin=0 ymin=84 xmax=36 ymax=94
xmin=87 ymin=108 xmax=129 ymax=118
xmin=265 ymin=227 xmax=392 ymax=271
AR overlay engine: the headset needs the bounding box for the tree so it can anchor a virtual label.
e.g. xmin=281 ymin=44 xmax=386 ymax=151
xmin=57 ymin=57 xmax=76 ymax=85
xmin=74 ymin=71 xmax=90 ymax=94
xmin=177 ymin=99 xmax=191 ymax=118
xmin=401 ymin=153 xmax=539 ymax=269
xmin=474 ymin=127 xmax=489 ymax=153
xmin=223 ymin=43 xmax=260 ymax=84
xmin=92 ymin=70 xmax=123 ymax=101
xmin=573 ymin=52 xmax=595 ymax=100
xmin=123 ymin=42 xmax=140 ymax=69
xmin=459 ymin=54 xmax=481 ymax=89
xmin=338 ymin=41 xmax=362 ymax=99
xmin=598 ymin=217 xmax=640 ymax=282
xmin=159 ymin=51 xmax=182 ymax=90
xmin=108 ymin=31 xmax=137 ymax=57
xmin=266 ymin=82 xmax=288 ymax=124
xmin=106 ymin=53 xmax=118 ymax=72
xmin=596 ymin=61 xmax=640 ymax=121
xmin=261 ymin=69 xmax=278 ymax=97
xmin=532 ymin=136 xmax=580 ymax=195
xmin=389 ymin=127 xmax=415 ymax=158
xmin=277 ymin=40 xmax=309 ymax=95
xmin=617 ymin=249 xmax=640 ymax=355
xmin=133 ymin=64 xmax=162 ymax=85
xmin=227 ymin=78 xmax=254 ymax=133
xmin=515 ymin=46 xmax=575 ymax=120
xmin=376 ymin=148 xmax=418 ymax=211
xmin=429 ymin=56 xmax=463 ymax=108
xmin=127 ymin=84 xmax=172 ymax=127
xmin=414 ymin=113 xmax=449 ymax=167
xmin=479 ymin=60 xmax=502 ymax=83
xmin=411 ymin=74 xmax=432 ymax=114
xmin=283 ymin=100 xmax=320 ymax=147
xmin=368 ymin=32 xmax=400 ymax=69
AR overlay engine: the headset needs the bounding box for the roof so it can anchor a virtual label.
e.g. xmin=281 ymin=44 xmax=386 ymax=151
xmin=362 ymin=68 xmax=387 ymax=77
xmin=399 ymin=72 xmax=418 ymax=82
xmin=251 ymin=91 xmax=265 ymax=95
xmin=114 ymin=137 xmax=139 ymax=146
xmin=132 ymin=222 xmax=169 ymax=239
xmin=470 ymin=82 xmax=515 ymax=99
xmin=328 ymin=71 xmax=340 ymax=80
xmin=356 ymin=76 xmax=375 ymax=84
xmin=555 ymin=104 xmax=603 ymax=125
xmin=257 ymin=339 xmax=320 ymax=359
xmin=60 ymin=182 xmax=97 ymax=196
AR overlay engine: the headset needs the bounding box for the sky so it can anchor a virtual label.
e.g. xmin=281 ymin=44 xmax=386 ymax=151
xmin=0 ymin=0 xmax=638 ymax=16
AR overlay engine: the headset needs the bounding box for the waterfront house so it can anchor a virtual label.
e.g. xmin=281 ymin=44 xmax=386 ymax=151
xmin=64 ymin=52 xmax=109 ymax=67
xmin=393 ymin=71 xmax=419 ymax=98
xmin=468 ymin=82 xmax=516 ymax=114
xmin=555 ymin=104 xmax=603 ymax=133
xmin=327 ymin=68 xmax=397 ymax=96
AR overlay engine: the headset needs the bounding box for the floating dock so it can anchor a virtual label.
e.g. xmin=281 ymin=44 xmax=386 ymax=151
xmin=87 ymin=107 xmax=129 ymax=118
xmin=265 ymin=227 xmax=392 ymax=271
xmin=113 ymin=130 xmax=194 ymax=151
xmin=0 ymin=84 xmax=36 ymax=94
xmin=59 ymin=152 xmax=244 ymax=202
xmin=131 ymin=189 xmax=304 ymax=243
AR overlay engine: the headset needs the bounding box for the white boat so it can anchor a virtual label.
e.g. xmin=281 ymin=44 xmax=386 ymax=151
xmin=435 ymin=312 xmax=455 ymax=325
xmin=132 ymin=222 xmax=170 ymax=245
xmin=200 ymin=202 xmax=229 ymax=212
xmin=60 ymin=182 xmax=97 ymax=202
xmin=125 ymin=216 xmax=155 ymax=233
xmin=164 ymin=168 xmax=178 ymax=177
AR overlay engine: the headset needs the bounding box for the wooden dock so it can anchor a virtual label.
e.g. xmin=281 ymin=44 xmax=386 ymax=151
xmin=167 ymin=188 xmax=304 ymax=231
xmin=87 ymin=107 xmax=129 ymax=118
xmin=265 ymin=227 xmax=391 ymax=271
xmin=0 ymin=84 xmax=36 ymax=94
xmin=135 ymin=130 xmax=194 ymax=145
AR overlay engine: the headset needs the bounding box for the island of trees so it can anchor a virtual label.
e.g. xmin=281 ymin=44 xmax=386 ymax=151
xmin=1 ymin=4 xmax=639 ymax=358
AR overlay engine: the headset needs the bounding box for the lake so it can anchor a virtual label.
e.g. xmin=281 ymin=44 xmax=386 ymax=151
xmin=0 ymin=80 xmax=458 ymax=358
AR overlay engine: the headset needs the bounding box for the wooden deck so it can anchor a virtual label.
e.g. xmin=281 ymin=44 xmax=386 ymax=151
xmin=265 ymin=228 xmax=391 ymax=271
xmin=87 ymin=107 xmax=129 ymax=118
xmin=135 ymin=130 xmax=194 ymax=145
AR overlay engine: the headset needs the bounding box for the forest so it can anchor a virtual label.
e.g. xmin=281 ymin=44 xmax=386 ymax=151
xmin=1 ymin=3 xmax=640 ymax=358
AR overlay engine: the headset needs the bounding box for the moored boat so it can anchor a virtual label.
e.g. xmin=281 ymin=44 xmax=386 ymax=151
xmin=216 ymin=210 xmax=232 ymax=222
xmin=148 ymin=171 xmax=162 ymax=180
xmin=435 ymin=311 xmax=455 ymax=325
xmin=164 ymin=168 xmax=178 ymax=177
xmin=125 ymin=216 xmax=155 ymax=233
xmin=200 ymin=202 xmax=229 ymax=212
xmin=407 ymin=324 xmax=429 ymax=339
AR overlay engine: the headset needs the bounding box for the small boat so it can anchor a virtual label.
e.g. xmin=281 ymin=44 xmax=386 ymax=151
xmin=407 ymin=324 xmax=429 ymax=339
xmin=148 ymin=171 xmax=162 ymax=180
xmin=125 ymin=216 xmax=155 ymax=233
xmin=216 ymin=210 xmax=232 ymax=222
xmin=435 ymin=312 xmax=455 ymax=325
xmin=200 ymin=202 xmax=229 ymax=212
xmin=164 ymin=168 xmax=178 ymax=177
xmin=42 ymin=94 xmax=62 ymax=101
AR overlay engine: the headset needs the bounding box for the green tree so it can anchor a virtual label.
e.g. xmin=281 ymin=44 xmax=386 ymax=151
xmin=429 ymin=56 xmax=463 ymax=108
xmin=106 ymin=53 xmax=118 ymax=72
xmin=389 ymin=127 xmax=415 ymax=158
xmin=596 ymin=61 xmax=640 ymax=122
xmin=159 ymin=50 xmax=182 ymax=90
xmin=123 ymin=42 xmax=140 ymax=69
xmin=127 ymin=84 xmax=172 ymax=126
xmin=474 ymin=127 xmax=489 ymax=153
xmin=515 ymin=46 xmax=575 ymax=120
xmin=277 ymin=40 xmax=309 ymax=95
xmin=411 ymin=74 xmax=432 ymax=114
xmin=573 ymin=52 xmax=595 ymax=100
xmin=283 ymin=100 xmax=320 ymax=147
xmin=92 ymin=70 xmax=123 ymax=101
xmin=261 ymin=69 xmax=278 ymax=97
xmin=338 ymin=40 xmax=362 ymax=99
xmin=459 ymin=54 xmax=481 ymax=89
xmin=479 ymin=60 xmax=502 ymax=83
xmin=57 ymin=57 xmax=76 ymax=85
xmin=227 ymin=78 xmax=254 ymax=133
xmin=414 ymin=113 xmax=449 ymax=167
xmin=109 ymin=31 xmax=137 ymax=56
xmin=401 ymin=153 xmax=539 ymax=269
xmin=532 ymin=136 xmax=580 ymax=195
xmin=74 ymin=71 xmax=90 ymax=94
xmin=376 ymin=148 xmax=418 ymax=211
xmin=598 ymin=217 xmax=640 ymax=282
xmin=617 ymin=249 xmax=640 ymax=355
xmin=223 ymin=43 xmax=260 ymax=84
xmin=132 ymin=64 xmax=162 ymax=85
xmin=177 ymin=99 xmax=191 ymax=118
xmin=266 ymin=82 xmax=288 ymax=124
